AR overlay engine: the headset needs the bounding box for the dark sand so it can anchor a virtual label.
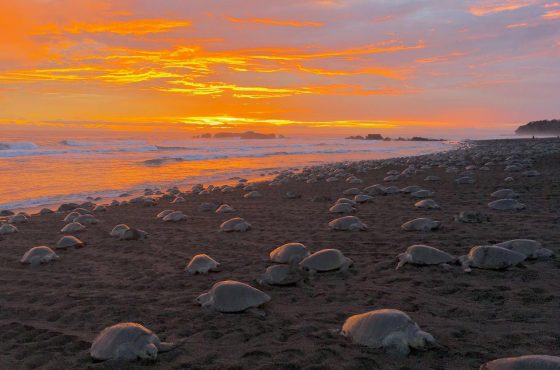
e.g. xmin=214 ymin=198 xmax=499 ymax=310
xmin=1 ymin=139 xmax=559 ymax=369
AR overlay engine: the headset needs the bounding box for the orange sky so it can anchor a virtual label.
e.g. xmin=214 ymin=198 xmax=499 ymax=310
xmin=0 ymin=0 xmax=559 ymax=136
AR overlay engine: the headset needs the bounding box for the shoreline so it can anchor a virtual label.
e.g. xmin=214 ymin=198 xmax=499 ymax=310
xmin=1 ymin=141 xmax=462 ymax=214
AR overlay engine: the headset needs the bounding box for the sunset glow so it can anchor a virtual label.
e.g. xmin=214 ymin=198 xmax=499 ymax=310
xmin=1 ymin=0 xmax=559 ymax=135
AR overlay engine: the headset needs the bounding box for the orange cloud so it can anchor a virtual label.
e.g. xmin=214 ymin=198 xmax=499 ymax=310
xmin=506 ymin=22 xmax=531 ymax=28
xmin=543 ymin=9 xmax=560 ymax=18
xmin=416 ymin=52 xmax=466 ymax=63
xmin=226 ymin=17 xmax=324 ymax=27
xmin=469 ymin=1 xmax=537 ymax=16
xmin=36 ymin=19 xmax=192 ymax=35
xmin=294 ymin=65 xmax=408 ymax=79
xmin=0 ymin=37 xmax=417 ymax=100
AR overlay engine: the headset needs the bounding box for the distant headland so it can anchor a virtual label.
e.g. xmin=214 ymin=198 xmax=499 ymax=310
xmin=516 ymin=120 xmax=560 ymax=136
xmin=193 ymin=131 xmax=285 ymax=139
xmin=346 ymin=134 xmax=445 ymax=142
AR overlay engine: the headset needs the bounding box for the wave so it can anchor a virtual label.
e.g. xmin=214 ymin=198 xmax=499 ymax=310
xmin=141 ymin=142 xmax=453 ymax=166
xmin=141 ymin=148 xmax=387 ymax=165
xmin=60 ymin=139 xmax=147 ymax=147
xmin=0 ymin=141 xmax=39 ymax=150
xmin=0 ymin=145 xmax=160 ymax=158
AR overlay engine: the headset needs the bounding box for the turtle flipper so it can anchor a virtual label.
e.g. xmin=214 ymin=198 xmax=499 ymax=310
xmin=156 ymin=341 xmax=175 ymax=352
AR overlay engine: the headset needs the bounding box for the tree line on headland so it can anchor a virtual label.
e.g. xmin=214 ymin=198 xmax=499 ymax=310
xmin=515 ymin=120 xmax=560 ymax=135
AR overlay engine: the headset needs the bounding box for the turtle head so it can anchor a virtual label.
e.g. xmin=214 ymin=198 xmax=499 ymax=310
xmin=396 ymin=253 xmax=410 ymax=270
xmin=457 ymin=255 xmax=472 ymax=272
xmin=139 ymin=343 xmax=158 ymax=361
xmin=536 ymin=248 xmax=554 ymax=258
xmin=195 ymin=292 xmax=212 ymax=307
xmin=410 ymin=330 xmax=435 ymax=350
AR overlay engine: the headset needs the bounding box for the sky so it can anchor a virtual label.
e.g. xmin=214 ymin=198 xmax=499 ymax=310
xmin=0 ymin=0 xmax=559 ymax=137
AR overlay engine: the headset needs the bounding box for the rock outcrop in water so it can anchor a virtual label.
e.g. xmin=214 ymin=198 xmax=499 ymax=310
xmin=193 ymin=131 xmax=282 ymax=139
xmin=346 ymin=134 xmax=445 ymax=142
xmin=516 ymin=120 xmax=560 ymax=136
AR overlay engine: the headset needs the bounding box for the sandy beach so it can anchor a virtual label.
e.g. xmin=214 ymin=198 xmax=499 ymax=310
xmin=1 ymin=138 xmax=559 ymax=370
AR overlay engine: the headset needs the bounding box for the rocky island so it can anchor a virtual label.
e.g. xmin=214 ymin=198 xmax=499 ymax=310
xmin=346 ymin=134 xmax=445 ymax=141
xmin=516 ymin=120 xmax=560 ymax=136
xmin=193 ymin=131 xmax=284 ymax=139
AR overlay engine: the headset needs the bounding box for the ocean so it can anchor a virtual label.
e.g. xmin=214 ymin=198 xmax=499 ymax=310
xmin=0 ymin=129 xmax=457 ymax=211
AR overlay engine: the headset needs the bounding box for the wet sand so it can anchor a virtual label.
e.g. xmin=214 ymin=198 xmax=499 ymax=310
xmin=1 ymin=138 xmax=559 ymax=369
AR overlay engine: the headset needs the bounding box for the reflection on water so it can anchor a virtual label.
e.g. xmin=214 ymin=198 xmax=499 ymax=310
xmin=0 ymin=129 xmax=456 ymax=210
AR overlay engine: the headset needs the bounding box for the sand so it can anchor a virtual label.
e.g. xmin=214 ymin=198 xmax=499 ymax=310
xmin=1 ymin=138 xmax=559 ymax=369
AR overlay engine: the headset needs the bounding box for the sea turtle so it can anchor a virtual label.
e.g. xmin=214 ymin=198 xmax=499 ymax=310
xmin=491 ymin=189 xmax=519 ymax=199
xmin=72 ymin=214 xmax=99 ymax=225
xmin=396 ymin=245 xmax=455 ymax=269
xmin=495 ymin=239 xmax=553 ymax=259
xmin=383 ymin=186 xmax=401 ymax=195
xmin=58 ymin=202 xmax=79 ymax=212
xmin=220 ymin=217 xmax=251 ymax=232
xmin=364 ymin=184 xmax=387 ymax=195
xmin=335 ymin=198 xmax=358 ymax=206
xmin=299 ymin=249 xmax=352 ymax=272
xmin=74 ymin=207 xmax=93 ymax=215
xmin=20 ymin=246 xmax=59 ymax=266
xmin=244 ymin=191 xmax=262 ymax=199
xmin=60 ymin=222 xmax=86 ymax=233
xmin=257 ymin=264 xmax=303 ymax=286
xmin=269 ymin=242 xmax=310 ymax=264
xmin=185 ymin=254 xmax=220 ymax=274
xmin=488 ymin=199 xmax=526 ymax=210
xmin=424 ymin=176 xmax=441 ymax=182
xmin=195 ymin=280 xmax=271 ymax=313
xmin=110 ymin=224 xmax=130 ymax=238
xmin=354 ymin=194 xmax=374 ymax=203
xmin=285 ymin=191 xmax=301 ymax=199
xmin=120 ymin=228 xmax=148 ymax=241
xmin=328 ymin=216 xmax=367 ymax=231
xmin=343 ymin=188 xmax=361 ymax=196
xmin=39 ymin=208 xmax=54 ymax=215
xmin=171 ymin=196 xmax=185 ymax=203
xmin=480 ymin=355 xmax=560 ymax=370
xmin=0 ymin=223 xmax=18 ymax=234
xmin=162 ymin=211 xmax=187 ymax=222
xmin=329 ymin=203 xmax=355 ymax=214
xmin=341 ymin=309 xmax=435 ymax=356
xmin=198 ymin=202 xmax=218 ymax=212
xmin=414 ymin=199 xmax=440 ymax=210
xmin=455 ymin=176 xmax=475 ymax=184
xmin=401 ymin=218 xmax=441 ymax=232
xmin=93 ymin=205 xmax=107 ymax=212
xmin=56 ymin=235 xmax=85 ymax=249
xmin=458 ymin=245 xmax=526 ymax=272
xmin=215 ymin=204 xmax=235 ymax=214
xmin=401 ymin=185 xmax=423 ymax=194
xmin=454 ymin=211 xmax=490 ymax=223
xmin=9 ymin=214 xmax=28 ymax=224
xmin=156 ymin=210 xmax=175 ymax=219
xmin=90 ymin=322 xmax=174 ymax=362
xmin=63 ymin=212 xmax=80 ymax=223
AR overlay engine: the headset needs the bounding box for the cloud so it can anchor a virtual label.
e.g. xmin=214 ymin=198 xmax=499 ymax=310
xmin=469 ymin=0 xmax=538 ymax=16
xmin=35 ymin=19 xmax=192 ymax=35
xmin=226 ymin=17 xmax=324 ymax=27
xmin=542 ymin=9 xmax=560 ymax=18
